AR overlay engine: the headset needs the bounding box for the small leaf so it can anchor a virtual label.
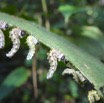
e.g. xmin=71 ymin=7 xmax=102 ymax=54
xmin=0 ymin=67 xmax=29 ymax=100
xmin=58 ymin=5 xmax=76 ymax=23
xmin=58 ymin=5 xmax=88 ymax=23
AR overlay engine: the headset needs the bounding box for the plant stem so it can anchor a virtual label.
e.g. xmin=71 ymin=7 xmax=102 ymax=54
xmin=41 ymin=0 xmax=50 ymax=30
xmin=32 ymin=54 xmax=38 ymax=98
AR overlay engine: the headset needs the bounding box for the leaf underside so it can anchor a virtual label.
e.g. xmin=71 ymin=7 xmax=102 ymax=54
xmin=0 ymin=12 xmax=104 ymax=96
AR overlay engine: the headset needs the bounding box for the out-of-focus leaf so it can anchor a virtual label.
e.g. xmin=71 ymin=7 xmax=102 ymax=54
xmin=25 ymin=59 xmax=32 ymax=66
xmin=58 ymin=5 xmax=76 ymax=23
xmin=64 ymin=94 xmax=73 ymax=101
xmin=37 ymin=48 xmax=47 ymax=60
xmin=69 ymin=80 xmax=78 ymax=98
xmin=72 ymin=26 xmax=104 ymax=60
xmin=0 ymin=67 xmax=29 ymax=100
xmin=58 ymin=5 xmax=88 ymax=23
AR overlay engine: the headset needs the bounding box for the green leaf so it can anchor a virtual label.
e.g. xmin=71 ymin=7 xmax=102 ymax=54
xmin=0 ymin=12 xmax=104 ymax=97
xmin=58 ymin=5 xmax=76 ymax=23
xmin=72 ymin=26 xmax=104 ymax=59
xmin=69 ymin=80 xmax=78 ymax=98
xmin=0 ymin=67 xmax=29 ymax=100
xmin=58 ymin=5 xmax=88 ymax=23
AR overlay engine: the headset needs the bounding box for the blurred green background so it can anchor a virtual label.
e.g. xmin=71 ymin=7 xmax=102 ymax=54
xmin=0 ymin=0 xmax=104 ymax=103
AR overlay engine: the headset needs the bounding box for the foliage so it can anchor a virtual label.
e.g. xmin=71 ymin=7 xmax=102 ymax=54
xmin=0 ymin=0 xmax=104 ymax=103
xmin=0 ymin=67 xmax=29 ymax=100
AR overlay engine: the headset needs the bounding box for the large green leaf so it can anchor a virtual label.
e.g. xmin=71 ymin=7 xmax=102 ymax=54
xmin=0 ymin=67 xmax=29 ymax=100
xmin=0 ymin=12 xmax=104 ymax=97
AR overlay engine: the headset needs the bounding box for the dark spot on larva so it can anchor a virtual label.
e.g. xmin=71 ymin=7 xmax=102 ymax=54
xmin=5 ymin=24 xmax=9 ymax=29
xmin=21 ymin=30 xmax=26 ymax=37
xmin=36 ymin=41 xmax=39 ymax=45
xmin=61 ymin=55 xmax=65 ymax=61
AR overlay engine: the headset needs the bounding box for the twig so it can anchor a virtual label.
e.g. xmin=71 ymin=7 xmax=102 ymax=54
xmin=32 ymin=54 xmax=38 ymax=98
xmin=41 ymin=0 xmax=50 ymax=30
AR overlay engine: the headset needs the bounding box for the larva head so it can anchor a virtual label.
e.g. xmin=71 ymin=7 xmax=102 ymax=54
xmin=21 ymin=30 xmax=26 ymax=37
xmin=31 ymin=36 xmax=39 ymax=45
xmin=0 ymin=21 xmax=9 ymax=30
xmin=26 ymin=35 xmax=39 ymax=45
xmin=55 ymin=50 xmax=65 ymax=61
xmin=17 ymin=29 xmax=26 ymax=38
xmin=10 ymin=28 xmax=26 ymax=38
xmin=5 ymin=24 xmax=9 ymax=29
xmin=59 ymin=55 xmax=65 ymax=61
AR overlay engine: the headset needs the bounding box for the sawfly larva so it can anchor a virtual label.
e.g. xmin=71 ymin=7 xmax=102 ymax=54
xmin=47 ymin=49 xmax=65 ymax=79
xmin=0 ymin=29 xmax=5 ymax=48
xmin=0 ymin=21 xmax=9 ymax=48
xmin=26 ymin=35 xmax=39 ymax=60
xmin=88 ymin=90 xmax=101 ymax=103
xmin=6 ymin=28 xmax=26 ymax=58
xmin=62 ymin=68 xmax=86 ymax=83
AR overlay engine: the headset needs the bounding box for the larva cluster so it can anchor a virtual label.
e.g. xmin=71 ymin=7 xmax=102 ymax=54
xmin=47 ymin=49 xmax=65 ymax=79
xmin=62 ymin=68 xmax=86 ymax=83
xmin=0 ymin=20 xmax=39 ymax=59
xmin=88 ymin=90 xmax=101 ymax=103
xmin=6 ymin=28 xmax=26 ymax=58
xmin=26 ymin=35 xmax=39 ymax=60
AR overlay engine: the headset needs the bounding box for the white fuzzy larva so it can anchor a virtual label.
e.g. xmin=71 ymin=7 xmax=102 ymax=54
xmin=62 ymin=68 xmax=79 ymax=82
xmin=26 ymin=35 xmax=39 ymax=60
xmin=88 ymin=90 xmax=101 ymax=103
xmin=6 ymin=31 xmax=20 ymax=58
xmin=6 ymin=28 xmax=26 ymax=58
xmin=47 ymin=49 xmax=65 ymax=79
xmin=62 ymin=68 xmax=86 ymax=83
xmin=0 ymin=21 xmax=9 ymax=30
xmin=0 ymin=29 xmax=5 ymax=48
xmin=0 ymin=21 xmax=9 ymax=49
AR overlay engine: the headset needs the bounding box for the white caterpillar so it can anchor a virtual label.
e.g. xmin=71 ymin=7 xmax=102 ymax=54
xmin=0 ymin=21 xmax=9 ymax=30
xmin=6 ymin=28 xmax=26 ymax=58
xmin=88 ymin=90 xmax=101 ymax=103
xmin=0 ymin=21 xmax=9 ymax=49
xmin=26 ymin=35 xmax=39 ymax=60
xmin=0 ymin=30 xmax=5 ymax=48
xmin=47 ymin=49 xmax=65 ymax=79
xmin=62 ymin=68 xmax=86 ymax=83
